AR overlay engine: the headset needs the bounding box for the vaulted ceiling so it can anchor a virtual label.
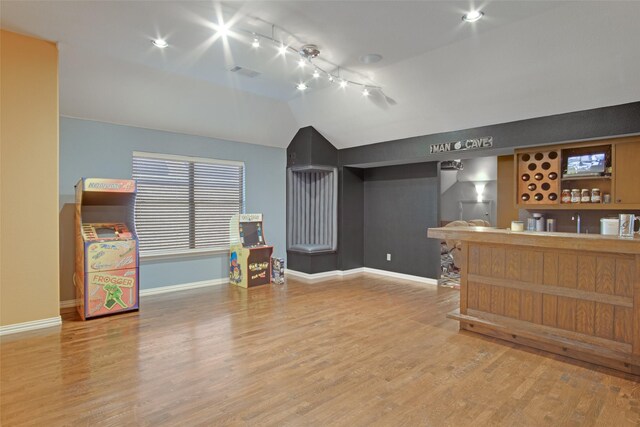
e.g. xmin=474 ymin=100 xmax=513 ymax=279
xmin=2 ymin=1 xmax=639 ymax=148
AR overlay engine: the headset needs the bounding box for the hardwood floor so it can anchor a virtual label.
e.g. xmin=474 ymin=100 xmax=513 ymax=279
xmin=2 ymin=274 xmax=639 ymax=426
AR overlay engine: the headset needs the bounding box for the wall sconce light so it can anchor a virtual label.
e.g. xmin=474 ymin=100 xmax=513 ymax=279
xmin=474 ymin=182 xmax=487 ymax=203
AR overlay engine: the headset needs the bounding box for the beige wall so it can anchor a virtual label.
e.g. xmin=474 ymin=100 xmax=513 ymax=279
xmin=1 ymin=30 xmax=60 ymax=326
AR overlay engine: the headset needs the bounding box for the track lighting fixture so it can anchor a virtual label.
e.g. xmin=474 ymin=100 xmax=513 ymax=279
xmin=151 ymin=12 xmax=388 ymax=100
xmin=236 ymin=20 xmax=384 ymax=97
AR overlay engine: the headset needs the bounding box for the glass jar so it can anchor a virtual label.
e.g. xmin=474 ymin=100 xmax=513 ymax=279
xmin=561 ymin=189 xmax=571 ymax=203
xmin=591 ymin=188 xmax=601 ymax=203
xmin=571 ymin=189 xmax=581 ymax=203
xmin=581 ymin=189 xmax=590 ymax=203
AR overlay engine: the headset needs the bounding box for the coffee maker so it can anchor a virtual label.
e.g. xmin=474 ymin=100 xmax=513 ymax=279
xmin=532 ymin=213 xmax=545 ymax=232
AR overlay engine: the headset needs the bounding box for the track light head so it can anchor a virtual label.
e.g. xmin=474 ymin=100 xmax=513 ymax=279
xmin=299 ymin=44 xmax=320 ymax=59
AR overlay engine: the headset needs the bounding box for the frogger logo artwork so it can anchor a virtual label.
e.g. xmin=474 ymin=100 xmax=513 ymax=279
xmin=230 ymin=251 xmax=242 ymax=284
xmin=88 ymin=273 xmax=135 ymax=314
xmin=103 ymin=283 xmax=127 ymax=310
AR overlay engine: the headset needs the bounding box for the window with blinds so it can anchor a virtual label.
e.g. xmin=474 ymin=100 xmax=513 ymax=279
xmin=132 ymin=152 xmax=244 ymax=256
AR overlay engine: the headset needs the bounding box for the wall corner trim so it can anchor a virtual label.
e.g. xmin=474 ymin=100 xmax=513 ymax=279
xmin=0 ymin=316 xmax=62 ymax=336
xmin=284 ymin=267 xmax=438 ymax=285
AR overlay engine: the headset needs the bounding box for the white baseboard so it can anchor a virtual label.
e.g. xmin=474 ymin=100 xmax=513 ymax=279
xmin=341 ymin=268 xmax=366 ymax=277
xmin=0 ymin=316 xmax=62 ymax=336
xmin=284 ymin=268 xmax=364 ymax=282
xmin=283 ymin=269 xmax=339 ymax=281
xmin=140 ymin=278 xmax=228 ymax=296
xmin=59 ymin=278 xmax=229 ymax=309
xmin=59 ymin=268 xmax=437 ymax=310
xmin=361 ymin=267 xmax=438 ymax=286
xmin=285 ymin=267 xmax=437 ymax=285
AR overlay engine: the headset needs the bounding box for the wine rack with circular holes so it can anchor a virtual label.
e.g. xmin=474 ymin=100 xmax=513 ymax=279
xmin=517 ymin=149 xmax=561 ymax=205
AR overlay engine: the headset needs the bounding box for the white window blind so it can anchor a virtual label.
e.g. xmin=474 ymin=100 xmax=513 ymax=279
xmin=132 ymin=152 xmax=244 ymax=256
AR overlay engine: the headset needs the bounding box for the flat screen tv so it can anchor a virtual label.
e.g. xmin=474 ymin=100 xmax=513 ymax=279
xmin=565 ymin=153 xmax=605 ymax=176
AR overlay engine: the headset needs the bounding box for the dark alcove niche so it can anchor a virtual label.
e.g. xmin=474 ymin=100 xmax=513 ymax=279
xmin=287 ymin=165 xmax=337 ymax=254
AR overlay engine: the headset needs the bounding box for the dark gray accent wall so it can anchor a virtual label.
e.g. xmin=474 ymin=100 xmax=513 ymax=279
xmin=287 ymin=126 xmax=338 ymax=168
xmin=339 ymin=102 xmax=640 ymax=167
xmin=338 ymin=167 xmax=364 ymax=270
xmin=363 ymin=162 xmax=441 ymax=278
xmin=286 ymin=126 xmax=340 ymax=274
xmin=286 ymin=102 xmax=640 ymax=278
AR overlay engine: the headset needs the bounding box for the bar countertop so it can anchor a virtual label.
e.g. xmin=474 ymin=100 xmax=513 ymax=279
xmin=427 ymin=226 xmax=640 ymax=254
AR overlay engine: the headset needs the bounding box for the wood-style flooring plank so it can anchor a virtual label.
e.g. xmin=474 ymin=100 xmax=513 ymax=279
xmin=2 ymin=275 xmax=639 ymax=426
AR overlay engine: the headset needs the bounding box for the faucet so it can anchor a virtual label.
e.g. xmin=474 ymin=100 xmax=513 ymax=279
xmin=571 ymin=213 xmax=581 ymax=234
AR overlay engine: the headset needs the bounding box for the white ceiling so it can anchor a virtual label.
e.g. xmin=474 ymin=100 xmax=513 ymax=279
xmin=2 ymin=1 xmax=640 ymax=149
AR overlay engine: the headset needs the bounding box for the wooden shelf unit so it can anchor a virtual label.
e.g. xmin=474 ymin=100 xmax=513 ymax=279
xmin=560 ymin=175 xmax=611 ymax=182
xmin=515 ymin=136 xmax=640 ymax=210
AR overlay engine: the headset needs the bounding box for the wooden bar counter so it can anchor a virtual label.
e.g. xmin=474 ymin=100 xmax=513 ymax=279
xmin=428 ymin=226 xmax=640 ymax=375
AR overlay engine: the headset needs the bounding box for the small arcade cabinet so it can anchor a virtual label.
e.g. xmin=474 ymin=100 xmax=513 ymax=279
xmin=229 ymin=213 xmax=273 ymax=288
xmin=74 ymin=178 xmax=139 ymax=320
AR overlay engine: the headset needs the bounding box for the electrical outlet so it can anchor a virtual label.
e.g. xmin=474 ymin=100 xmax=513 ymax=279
xmin=386 ymin=253 xmax=391 ymax=261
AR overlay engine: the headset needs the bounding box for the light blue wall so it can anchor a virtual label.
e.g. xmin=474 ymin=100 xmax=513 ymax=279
xmin=59 ymin=117 xmax=286 ymax=301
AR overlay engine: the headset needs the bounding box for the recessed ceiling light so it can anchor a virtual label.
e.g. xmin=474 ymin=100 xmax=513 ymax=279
xmin=328 ymin=75 xmax=334 ymax=82
xmin=362 ymin=88 xmax=370 ymax=97
xmin=152 ymin=38 xmax=168 ymax=48
xmin=216 ymin=22 xmax=231 ymax=37
xmin=278 ymin=44 xmax=288 ymax=56
xmin=312 ymin=69 xmax=320 ymax=78
xmin=339 ymin=80 xmax=348 ymax=89
xmin=252 ymin=37 xmax=260 ymax=48
xmin=297 ymin=82 xmax=308 ymax=91
xmin=298 ymin=58 xmax=306 ymax=68
xmin=359 ymin=53 xmax=383 ymax=64
xmin=462 ymin=10 xmax=484 ymax=22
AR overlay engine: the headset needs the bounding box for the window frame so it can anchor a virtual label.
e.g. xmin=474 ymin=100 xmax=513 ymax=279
xmin=132 ymin=151 xmax=245 ymax=260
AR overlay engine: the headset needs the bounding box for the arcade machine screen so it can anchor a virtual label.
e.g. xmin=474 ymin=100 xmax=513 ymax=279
xmin=241 ymin=222 xmax=263 ymax=247
xmin=95 ymin=227 xmax=118 ymax=238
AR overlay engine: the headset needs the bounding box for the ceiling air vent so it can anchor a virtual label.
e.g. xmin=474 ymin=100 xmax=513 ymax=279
xmin=440 ymin=160 xmax=464 ymax=171
xmin=228 ymin=65 xmax=261 ymax=78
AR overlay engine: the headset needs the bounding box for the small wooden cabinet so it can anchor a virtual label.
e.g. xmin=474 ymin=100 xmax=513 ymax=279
xmin=614 ymin=140 xmax=640 ymax=204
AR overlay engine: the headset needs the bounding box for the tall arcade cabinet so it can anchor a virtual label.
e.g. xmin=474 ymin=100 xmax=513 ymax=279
xmin=229 ymin=214 xmax=273 ymax=288
xmin=75 ymin=178 xmax=140 ymax=320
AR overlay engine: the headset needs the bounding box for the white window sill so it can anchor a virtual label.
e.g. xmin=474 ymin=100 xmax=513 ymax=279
xmin=140 ymin=247 xmax=229 ymax=262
